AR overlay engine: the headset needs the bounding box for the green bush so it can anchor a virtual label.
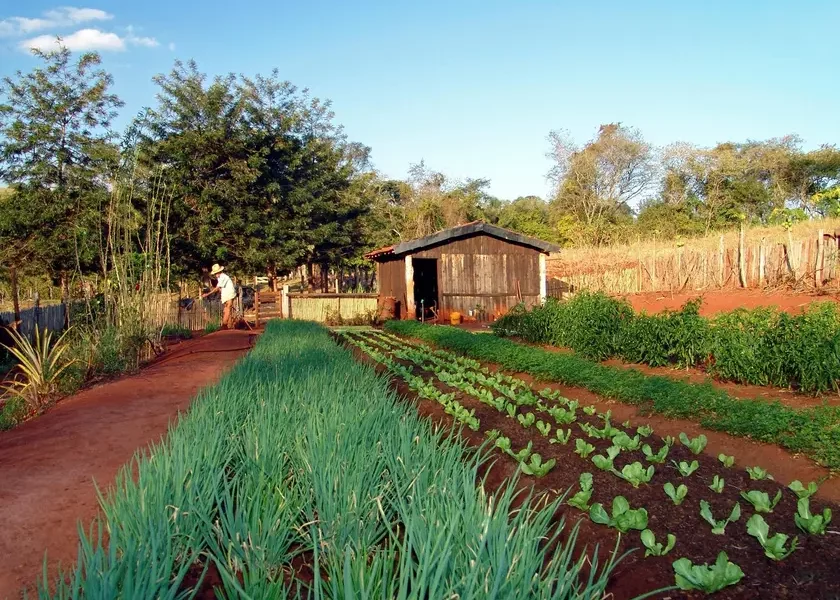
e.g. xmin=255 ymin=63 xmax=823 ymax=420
xmin=0 ymin=396 xmax=27 ymax=430
xmin=204 ymin=320 xmax=221 ymax=334
xmin=493 ymin=291 xmax=840 ymax=394
xmin=160 ymin=323 xmax=192 ymax=339
xmin=387 ymin=320 xmax=840 ymax=468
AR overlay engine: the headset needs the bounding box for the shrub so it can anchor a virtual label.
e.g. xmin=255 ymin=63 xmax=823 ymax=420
xmin=204 ymin=320 xmax=221 ymax=334
xmin=1 ymin=326 xmax=75 ymax=413
xmin=160 ymin=323 xmax=192 ymax=339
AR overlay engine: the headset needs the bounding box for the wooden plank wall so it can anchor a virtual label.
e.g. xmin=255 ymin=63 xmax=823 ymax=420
xmin=377 ymin=258 xmax=408 ymax=318
xmin=411 ymin=234 xmax=541 ymax=320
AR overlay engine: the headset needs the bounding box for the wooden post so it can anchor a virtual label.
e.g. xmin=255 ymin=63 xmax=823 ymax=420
xmin=758 ymin=238 xmax=766 ymax=286
xmin=539 ymin=254 xmax=547 ymax=303
xmin=651 ymin=236 xmax=657 ymax=289
xmin=282 ymin=284 xmax=290 ymax=319
xmin=10 ymin=265 xmax=20 ymax=329
xmin=738 ymin=222 xmax=747 ymax=288
xmin=816 ymin=230 xmax=825 ymax=287
xmin=718 ymin=235 xmax=725 ymax=286
xmin=405 ymin=256 xmax=414 ymax=319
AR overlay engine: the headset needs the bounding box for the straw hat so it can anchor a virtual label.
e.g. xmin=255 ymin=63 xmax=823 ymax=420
xmin=210 ymin=263 xmax=225 ymax=275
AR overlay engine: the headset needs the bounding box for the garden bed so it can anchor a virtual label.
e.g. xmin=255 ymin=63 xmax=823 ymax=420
xmin=340 ymin=329 xmax=840 ymax=599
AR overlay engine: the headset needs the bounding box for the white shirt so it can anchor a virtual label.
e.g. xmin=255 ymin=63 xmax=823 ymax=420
xmin=217 ymin=272 xmax=236 ymax=303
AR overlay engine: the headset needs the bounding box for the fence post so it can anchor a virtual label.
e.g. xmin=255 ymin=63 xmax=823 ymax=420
xmin=738 ymin=223 xmax=747 ymax=288
xmin=759 ymin=238 xmax=766 ymax=286
xmin=282 ymin=285 xmax=290 ymax=319
xmin=816 ymin=230 xmax=825 ymax=287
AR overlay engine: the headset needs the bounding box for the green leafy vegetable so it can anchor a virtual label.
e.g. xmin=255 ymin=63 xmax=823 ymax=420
xmin=637 ymin=424 xmax=654 ymax=437
xmin=536 ymin=420 xmax=551 ymax=437
xmin=746 ymin=466 xmax=773 ymax=481
xmin=550 ymin=428 xmax=572 ymax=445
xmin=589 ymin=496 xmax=649 ymax=532
xmin=520 ymin=452 xmax=556 ymax=477
xmin=709 ymin=475 xmax=725 ymax=493
xmin=567 ymin=472 xmax=594 ymax=511
xmin=672 ymin=459 xmax=699 ymax=477
xmin=575 ymin=438 xmax=596 ymax=458
xmin=583 ymin=405 xmax=597 ymax=416
xmin=641 ymin=529 xmax=676 ymax=557
xmin=699 ymin=500 xmax=741 ymax=535
xmin=619 ymin=462 xmax=655 ymax=488
xmin=740 ymin=490 xmax=782 ymax=514
xmin=747 ymin=514 xmax=798 ymax=560
xmin=612 ymin=431 xmax=642 ymax=451
xmin=511 ymin=442 xmax=533 ymax=462
xmin=794 ymin=497 xmax=832 ymax=535
xmin=517 ymin=412 xmax=536 ymax=428
xmin=494 ymin=436 xmax=512 ymax=453
xmin=673 ymin=552 xmax=744 ymax=593
xmin=642 ymin=443 xmax=669 ymax=464
xmin=505 ymin=403 xmax=517 ymax=418
xmin=679 ymin=432 xmax=708 ymax=455
xmin=591 ymin=446 xmax=621 ymax=471
xmin=788 ymin=480 xmax=819 ymax=499
xmin=664 ymin=482 xmax=688 ymax=506
xmin=718 ymin=454 xmax=735 ymax=468
xmin=622 ymin=419 xmax=632 ymax=428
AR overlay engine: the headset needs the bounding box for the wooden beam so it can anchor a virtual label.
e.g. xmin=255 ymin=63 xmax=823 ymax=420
xmin=539 ymin=254 xmax=547 ymax=303
xmin=404 ymin=256 xmax=414 ymax=320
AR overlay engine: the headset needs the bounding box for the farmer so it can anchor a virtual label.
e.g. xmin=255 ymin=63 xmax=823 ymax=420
xmin=202 ymin=263 xmax=236 ymax=329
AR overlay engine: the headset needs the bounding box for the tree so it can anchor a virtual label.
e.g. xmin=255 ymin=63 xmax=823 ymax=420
xmin=0 ymin=44 xmax=122 ymax=322
xmin=547 ymin=124 xmax=655 ymax=245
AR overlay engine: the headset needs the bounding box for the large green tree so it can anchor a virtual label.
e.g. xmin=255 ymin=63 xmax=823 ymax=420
xmin=0 ymin=45 xmax=122 ymax=320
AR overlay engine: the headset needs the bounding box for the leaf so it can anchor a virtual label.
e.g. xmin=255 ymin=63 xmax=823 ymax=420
xmin=664 ymin=482 xmax=687 ymax=505
xmin=718 ymin=453 xmax=735 ymax=468
xmin=788 ymin=480 xmax=819 ymax=499
xmin=575 ymin=438 xmax=595 ymax=458
xmin=673 ymin=552 xmax=744 ymax=593
xmin=589 ymin=503 xmax=611 ymax=526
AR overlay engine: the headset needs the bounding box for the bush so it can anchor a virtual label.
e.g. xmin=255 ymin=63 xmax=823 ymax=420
xmin=160 ymin=323 xmax=192 ymax=339
xmin=204 ymin=321 xmax=221 ymax=334
xmin=0 ymin=396 xmax=27 ymax=430
xmin=492 ymin=291 xmax=840 ymax=394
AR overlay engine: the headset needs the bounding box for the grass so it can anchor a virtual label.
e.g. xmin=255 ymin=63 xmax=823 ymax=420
xmin=40 ymin=320 xmax=621 ymax=598
xmin=385 ymin=320 xmax=840 ymax=469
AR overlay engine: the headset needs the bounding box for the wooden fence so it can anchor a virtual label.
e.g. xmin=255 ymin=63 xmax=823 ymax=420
xmin=0 ymin=304 xmax=66 ymax=338
xmin=547 ymin=219 xmax=840 ymax=296
xmin=145 ymin=295 xmax=223 ymax=331
xmin=287 ymin=293 xmax=378 ymax=322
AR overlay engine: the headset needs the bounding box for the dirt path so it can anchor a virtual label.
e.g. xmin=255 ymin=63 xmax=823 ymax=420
xmin=0 ymin=330 xmax=255 ymax=600
xmin=621 ymin=288 xmax=840 ymax=316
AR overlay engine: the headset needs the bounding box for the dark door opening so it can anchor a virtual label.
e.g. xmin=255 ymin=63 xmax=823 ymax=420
xmin=412 ymin=258 xmax=438 ymax=320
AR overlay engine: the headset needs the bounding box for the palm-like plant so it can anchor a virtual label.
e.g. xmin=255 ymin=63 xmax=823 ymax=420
xmin=2 ymin=326 xmax=74 ymax=412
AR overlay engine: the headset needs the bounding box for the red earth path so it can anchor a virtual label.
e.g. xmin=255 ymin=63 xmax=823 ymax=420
xmin=0 ymin=330 xmax=255 ymax=600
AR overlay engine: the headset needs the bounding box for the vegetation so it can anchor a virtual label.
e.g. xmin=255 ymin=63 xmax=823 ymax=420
xmin=385 ymin=320 xmax=840 ymax=468
xmin=493 ymin=292 xmax=840 ymax=395
xmin=42 ymin=320 xmax=620 ymax=598
xmin=1 ymin=326 xmax=73 ymax=413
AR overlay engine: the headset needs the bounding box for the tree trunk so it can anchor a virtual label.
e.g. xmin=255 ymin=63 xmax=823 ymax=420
xmin=10 ymin=266 xmax=21 ymax=329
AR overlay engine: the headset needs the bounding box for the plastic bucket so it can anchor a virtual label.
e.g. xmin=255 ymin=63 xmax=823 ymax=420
xmin=450 ymin=311 xmax=462 ymax=325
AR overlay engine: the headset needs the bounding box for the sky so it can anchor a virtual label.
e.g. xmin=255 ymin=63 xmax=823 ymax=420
xmin=1 ymin=1 xmax=839 ymax=200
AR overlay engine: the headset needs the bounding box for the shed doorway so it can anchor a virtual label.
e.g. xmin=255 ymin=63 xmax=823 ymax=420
xmin=412 ymin=258 xmax=438 ymax=320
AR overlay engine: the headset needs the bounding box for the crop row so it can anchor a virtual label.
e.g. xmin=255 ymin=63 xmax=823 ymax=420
xmin=492 ymin=291 xmax=840 ymax=394
xmin=38 ymin=321 xmax=621 ymax=599
xmin=385 ymin=319 xmax=840 ymax=469
xmin=353 ymin=328 xmax=836 ymax=595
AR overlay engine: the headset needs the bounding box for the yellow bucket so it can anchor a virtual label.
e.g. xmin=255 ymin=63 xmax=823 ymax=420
xmin=450 ymin=311 xmax=462 ymax=325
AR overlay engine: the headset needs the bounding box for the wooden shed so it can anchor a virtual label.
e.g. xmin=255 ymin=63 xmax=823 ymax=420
xmin=365 ymin=221 xmax=560 ymax=321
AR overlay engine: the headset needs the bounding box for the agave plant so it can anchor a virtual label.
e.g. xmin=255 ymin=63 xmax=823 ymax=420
xmin=2 ymin=326 xmax=74 ymax=412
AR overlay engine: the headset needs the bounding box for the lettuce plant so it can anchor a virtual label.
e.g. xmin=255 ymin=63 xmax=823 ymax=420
xmin=583 ymin=405 xmax=597 ymax=416
xmin=672 ymin=460 xmax=699 ymax=477
xmin=567 ymin=472 xmax=593 ymax=511
xmin=575 ymin=438 xmax=595 ymax=458
xmin=550 ymin=428 xmax=571 ymax=445
xmin=495 ymin=435 xmax=512 ymax=453
xmin=520 ymin=453 xmax=556 ymax=477
xmin=709 ymin=475 xmax=725 ymax=493
xmin=536 ymin=420 xmax=551 ymax=437
xmin=517 ymin=412 xmax=536 ymax=428
xmin=612 ymin=432 xmax=642 ymax=451
xmin=718 ymin=454 xmax=735 ymax=468
xmin=511 ymin=442 xmax=533 ymax=462
xmin=747 ymin=514 xmax=798 ymax=560
xmin=740 ymin=490 xmax=782 ymax=514
xmin=505 ymin=403 xmax=517 ymax=418
xmin=673 ymin=552 xmax=744 ymax=593
xmin=663 ymin=435 xmax=675 ymax=447
xmin=664 ymin=482 xmax=688 ymax=506
xmin=699 ymin=500 xmax=741 ymax=535
xmin=548 ymin=406 xmax=576 ymax=425
xmin=637 ymin=424 xmax=654 ymax=437
xmin=642 ymin=443 xmax=669 ymax=464
xmin=641 ymin=529 xmax=676 ymax=557
xmin=679 ymin=432 xmax=708 ymax=455
xmin=622 ymin=419 xmax=632 ymax=428
xmin=592 ymin=446 xmax=621 ymax=471
xmin=746 ymin=466 xmax=773 ymax=481
xmin=794 ymin=497 xmax=832 ymax=535
xmin=620 ymin=462 xmax=654 ymax=488
xmin=589 ymin=496 xmax=648 ymax=532
xmin=788 ymin=480 xmax=820 ymax=499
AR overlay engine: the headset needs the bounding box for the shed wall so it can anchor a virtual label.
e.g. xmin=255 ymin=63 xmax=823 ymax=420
xmin=377 ymin=258 xmax=408 ymax=319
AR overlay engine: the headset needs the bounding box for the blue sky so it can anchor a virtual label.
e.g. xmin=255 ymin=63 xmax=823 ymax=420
xmin=1 ymin=1 xmax=838 ymax=200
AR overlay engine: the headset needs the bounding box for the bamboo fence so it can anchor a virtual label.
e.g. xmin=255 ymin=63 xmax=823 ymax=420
xmin=287 ymin=293 xmax=378 ymax=322
xmin=547 ymin=219 xmax=840 ymax=296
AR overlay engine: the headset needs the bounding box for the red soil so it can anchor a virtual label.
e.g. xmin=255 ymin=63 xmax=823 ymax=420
xmin=0 ymin=330 xmax=255 ymax=600
xmin=622 ymin=288 xmax=840 ymax=316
